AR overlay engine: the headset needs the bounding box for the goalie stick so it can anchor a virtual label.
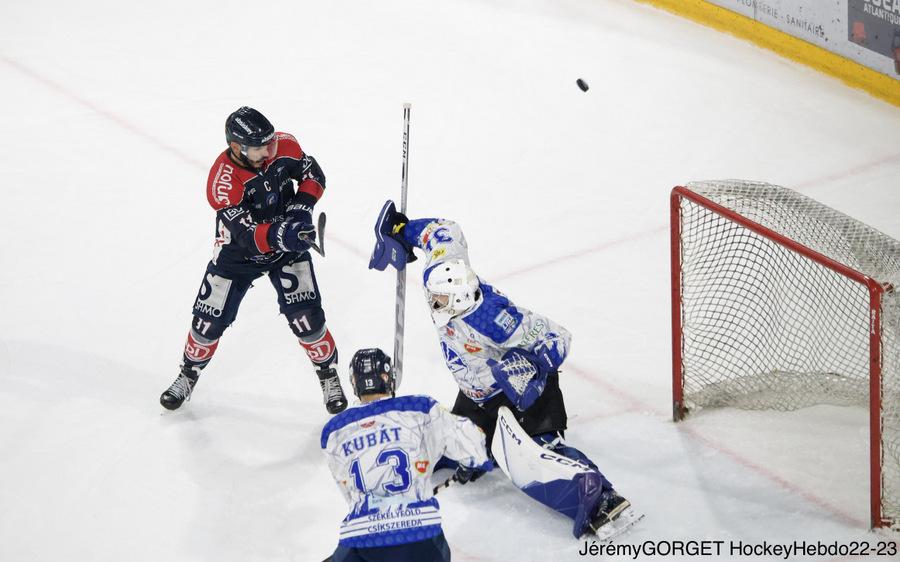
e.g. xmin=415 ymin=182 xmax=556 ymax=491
xmin=318 ymin=110 xmax=410 ymax=562
xmin=392 ymin=104 xmax=411 ymax=394
xmin=432 ymin=473 xmax=457 ymax=495
xmin=431 ymin=464 xmax=490 ymax=495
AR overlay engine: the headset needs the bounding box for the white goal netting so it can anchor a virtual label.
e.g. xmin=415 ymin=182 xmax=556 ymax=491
xmin=674 ymin=180 xmax=900 ymax=528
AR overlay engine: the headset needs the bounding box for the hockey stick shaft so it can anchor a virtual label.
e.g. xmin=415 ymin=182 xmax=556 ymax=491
xmin=432 ymin=474 xmax=456 ymax=495
xmin=393 ymin=104 xmax=411 ymax=389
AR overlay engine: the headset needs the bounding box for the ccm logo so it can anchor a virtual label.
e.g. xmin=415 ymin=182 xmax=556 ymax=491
xmin=539 ymin=453 xmax=590 ymax=470
xmin=499 ymin=416 xmax=522 ymax=446
xmin=213 ymin=163 xmax=235 ymax=203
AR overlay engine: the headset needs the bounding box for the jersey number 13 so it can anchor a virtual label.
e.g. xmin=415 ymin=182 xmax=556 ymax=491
xmin=349 ymin=449 xmax=412 ymax=494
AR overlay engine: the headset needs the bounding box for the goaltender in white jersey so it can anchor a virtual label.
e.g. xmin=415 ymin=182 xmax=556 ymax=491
xmin=369 ymin=202 xmax=641 ymax=541
xmin=321 ymin=348 xmax=490 ymax=562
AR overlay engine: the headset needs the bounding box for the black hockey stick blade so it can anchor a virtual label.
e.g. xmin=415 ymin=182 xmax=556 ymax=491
xmin=317 ymin=212 xmax=326 ymax=256
xmin=299 ymin=212 xmax=326 ymax=257
xmin=299 ymin=236 xmax=324 ymax=257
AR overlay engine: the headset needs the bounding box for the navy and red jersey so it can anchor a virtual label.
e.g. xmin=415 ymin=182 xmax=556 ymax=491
xmin=205 ymin=132 xmax=325 ymax=275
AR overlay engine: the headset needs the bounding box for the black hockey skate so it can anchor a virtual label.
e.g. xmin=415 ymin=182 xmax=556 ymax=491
xmin=160 ymin=366 xmax=199 ymax=411
xmin=587 ymin=491 xmax=643 ymax=542
xmin=317 ymin=366 xmax=348 ymax=414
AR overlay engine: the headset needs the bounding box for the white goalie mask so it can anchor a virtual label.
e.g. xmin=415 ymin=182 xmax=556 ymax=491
xmin=424 ymin=259 xmax=481 ymax=327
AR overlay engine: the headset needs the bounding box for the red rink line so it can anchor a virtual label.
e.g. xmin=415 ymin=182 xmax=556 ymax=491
xmin=0 ymin=54 xmax=208 ymax=171
xmin=495 ymin=154 xmax=900 ymax=283
xmin=564 ymin=363 xmax=866 ymax=529
xmin=794 ymin=152 xmax=900 ymax=191
xmin=496 ymin=225 xmax=667 ymax=282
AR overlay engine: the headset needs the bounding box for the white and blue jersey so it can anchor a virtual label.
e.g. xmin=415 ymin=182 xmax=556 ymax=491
xmin=402 ymin=219 xmax=572 ymax=403
xmin=321 ymin=395 xmax=489 ymax=549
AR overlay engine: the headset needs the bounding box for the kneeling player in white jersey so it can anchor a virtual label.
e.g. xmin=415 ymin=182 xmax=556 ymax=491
xmin=321 ymin=348 xmax=491 ymax=562
xmin=368 ymin=202 xmax=638 ymax=539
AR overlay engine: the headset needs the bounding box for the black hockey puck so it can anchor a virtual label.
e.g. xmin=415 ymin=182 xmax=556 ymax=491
xmin=576 ymin=78 xmax=589 ymax=92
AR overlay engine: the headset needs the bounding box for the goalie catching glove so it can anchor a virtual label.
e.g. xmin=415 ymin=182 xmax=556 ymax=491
xmin=487 ymin=348 xmax=550 ymax=411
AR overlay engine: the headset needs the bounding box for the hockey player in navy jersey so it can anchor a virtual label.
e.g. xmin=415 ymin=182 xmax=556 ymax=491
xmin=160 ymin=107 xmax=347 ymax=414
xmin=321 ymin=348 xmax=490 ymax=562
xmin=368 ymin=203 xmax=637 ymax=539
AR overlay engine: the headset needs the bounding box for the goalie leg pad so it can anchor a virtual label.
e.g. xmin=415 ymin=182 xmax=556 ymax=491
xmin=533 ymin=433 xmax=600 ymax=472
xmin=519 ymin=471 xmax=604 ymax=520
xmin=493 ymin=407 xmax=614 ymax=538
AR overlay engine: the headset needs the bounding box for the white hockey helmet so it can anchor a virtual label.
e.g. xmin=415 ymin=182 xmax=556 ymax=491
xmin=424 ymin=259 xmax=480 ymax=327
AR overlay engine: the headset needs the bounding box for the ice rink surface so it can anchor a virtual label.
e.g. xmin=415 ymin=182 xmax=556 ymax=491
xmin=2 ymin=0 xmax=900 ymax=560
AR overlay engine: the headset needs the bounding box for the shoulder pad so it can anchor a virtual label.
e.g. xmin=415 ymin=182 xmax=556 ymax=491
xmin=462 ymin=283 xmax=523 ymax=344
xmin=393 ymin=395 xmax=438 ymax=413
xmin=320 ymin=396 xmax=436 ymax=448
xmin=206 ymin=152 xmax=255 ymax=210
xmin=274 ymin=132 xmax=304 ymax=160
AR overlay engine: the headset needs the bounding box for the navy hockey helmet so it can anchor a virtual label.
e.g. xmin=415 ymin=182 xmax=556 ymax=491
xmin=349 ymin=348 xmax=394 ymax=398
xmin=225 ymin=106 xmax=277 ymax=167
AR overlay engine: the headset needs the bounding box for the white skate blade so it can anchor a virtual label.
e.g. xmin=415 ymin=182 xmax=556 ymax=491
xmin=593 ymin=507 xmax=645 ymax=543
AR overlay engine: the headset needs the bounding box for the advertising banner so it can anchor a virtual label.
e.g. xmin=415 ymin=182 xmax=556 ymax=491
xmin=704 ymin=0 xmax=900 ymax=79
xmin=849 ymin=0 xmax=900 ymax=74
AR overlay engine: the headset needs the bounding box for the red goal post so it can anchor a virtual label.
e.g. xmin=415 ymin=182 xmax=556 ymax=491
xmin=670 ymin=181 xmax=899 ymax=529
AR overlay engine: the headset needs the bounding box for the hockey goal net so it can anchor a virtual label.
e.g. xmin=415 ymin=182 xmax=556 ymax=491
xmin=671 ymin=181 xmax=900 ymax=529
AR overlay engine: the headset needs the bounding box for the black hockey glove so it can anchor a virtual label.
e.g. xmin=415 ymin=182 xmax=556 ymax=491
xmin=454 ymin=464 xmax=488 ymax=485
xmin=269 ymin=220 xmax=314 ymax=253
